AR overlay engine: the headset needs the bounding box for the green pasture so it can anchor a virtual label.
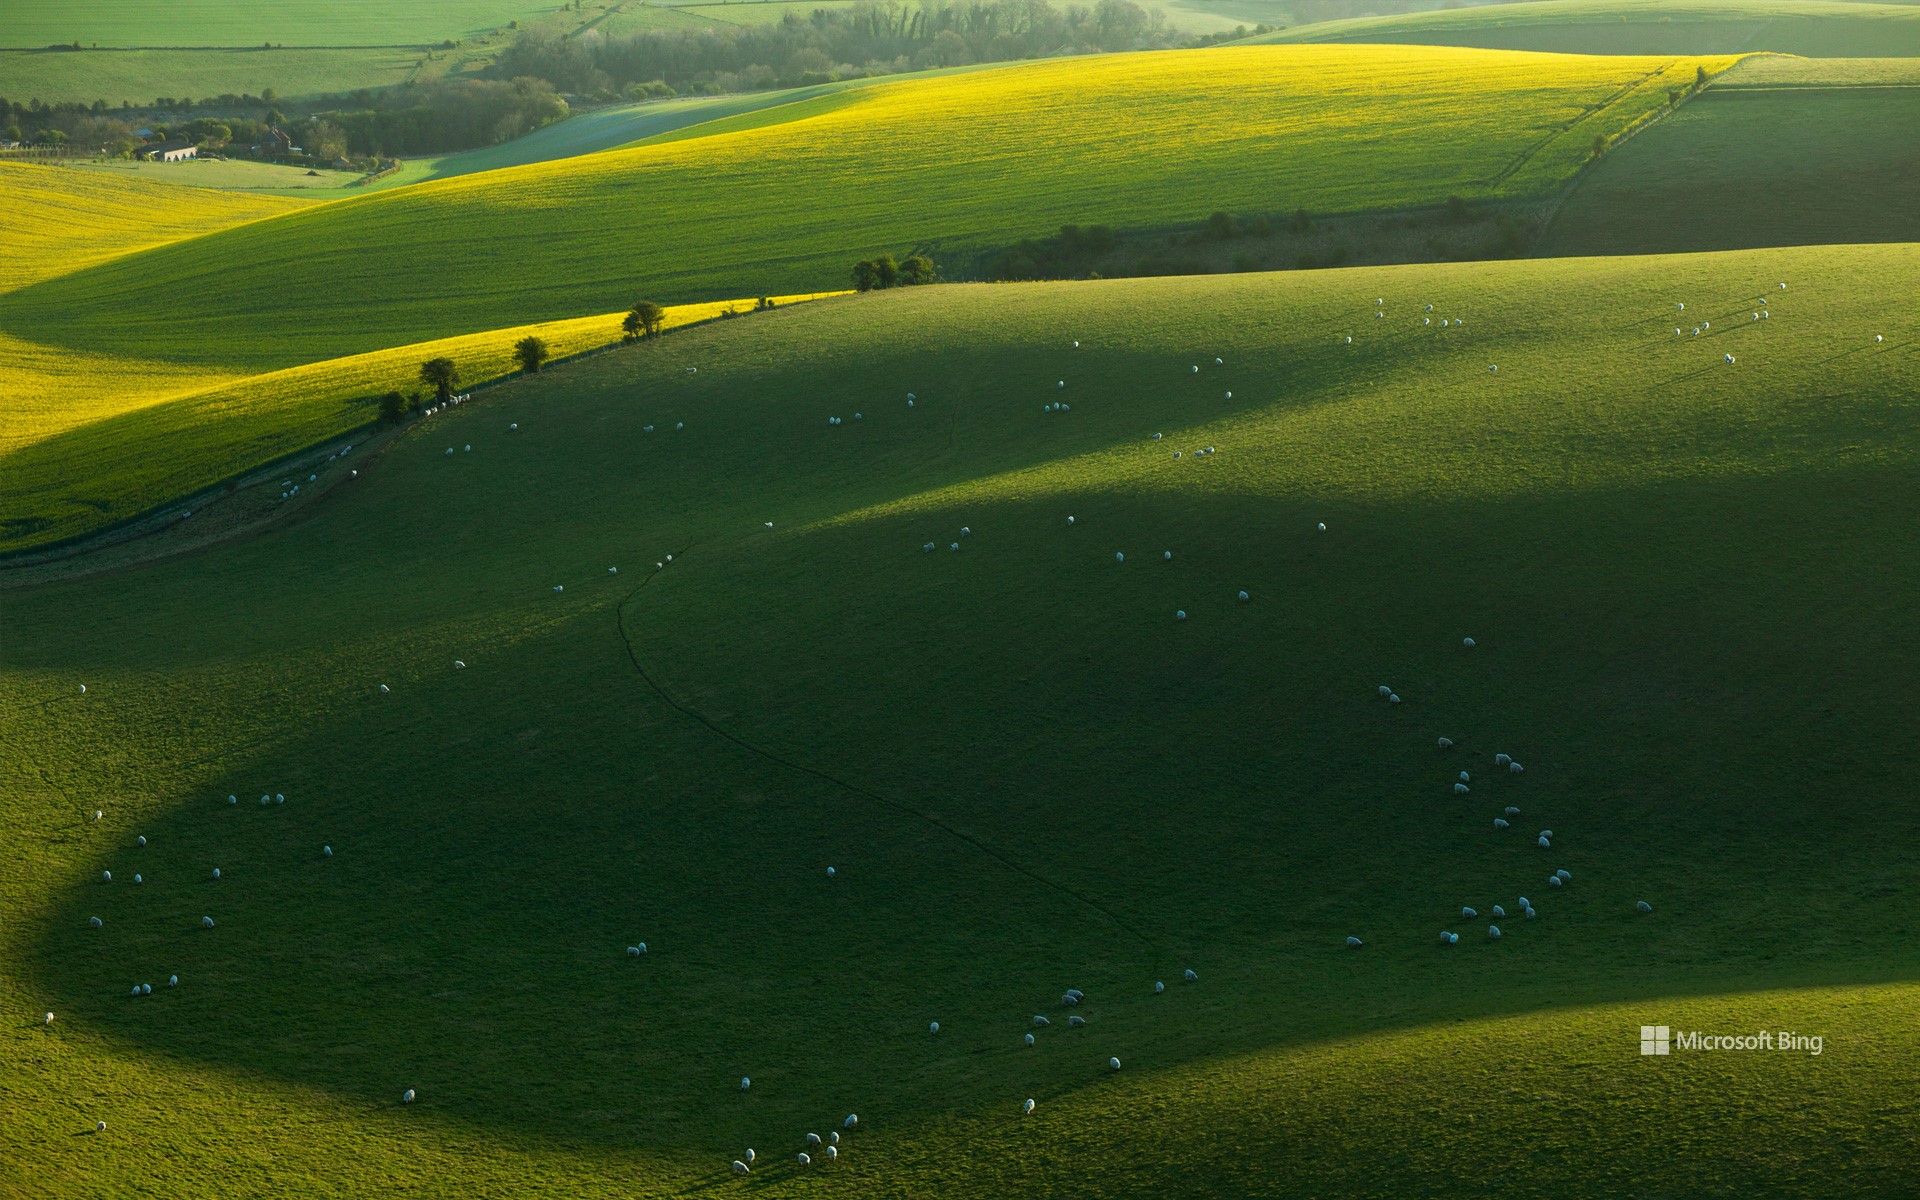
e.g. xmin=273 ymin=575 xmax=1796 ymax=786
xmin=1250 ymin=0 xmax=1920 ymax=56
xmin=5 ymin=244 xmax=1919 ymax=1197
xmin=69 ymin=156 xmax=366 ymax=193
xmin=1537 ymin=55 xmax=1920 ymax=256
xmin=0 ymin=0 xmax=564 ymax=50
xmin=0 ymin=46 xmax=431 ymax=106
xmin=0 ymin=46 xmax=1728 ymax=374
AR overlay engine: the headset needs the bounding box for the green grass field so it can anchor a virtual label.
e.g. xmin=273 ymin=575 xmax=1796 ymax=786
xmin=0 ymin=0 xmax=562 ymax=48
xmin=6 ymin=243 xmax=1919 ymax=1197
xmin=1537 ymin=56 xmax=1920 ymax=255
xmin=0 ymin=46 xmax=430 ymax=105
xmin=0 ymin=45 xmax=1731 ymax=378
xmin=71 ymin=156 xmax=366 ymax=193
xmin=1251 ymin=0 xmax=1920 ymax=55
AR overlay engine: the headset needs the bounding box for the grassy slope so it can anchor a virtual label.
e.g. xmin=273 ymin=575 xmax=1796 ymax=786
xmin=69 ymin=157 xmax=367 ymax=194
xmin=1250 ymin=0 xmax=1920 ymax=55
xmin=1538 ymin=56 xmax=1920 ymax=256
xmin=0 ymin=46 xmax=427 ymax=105
xmin=4 ymin=246 xmax=1918 ymax=1197
xmin=0 ymin=45 xmax=1730 ymax=372
xmin=0 ymin=293 xmax=843 ymax=551
xmin=0 ymin=164 xmax=307 ymax=458
xmin=0 ymin=0 xmax=559 ymax=47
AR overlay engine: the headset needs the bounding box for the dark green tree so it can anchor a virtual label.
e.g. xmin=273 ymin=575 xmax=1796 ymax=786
xmin=625 ymin=300 xmax=665 ymax=340
xmin=851 ymin=259 xmax=879 ymax=292
xmin=419 ymin=356 xmax=460 ymax=402
xmin=514 ymin=335 xmax=550 ymax=373
xmin=378 ymin=390 xmax=407 ymax=422
xmin=899 ymin=254 xmax=937 ymax=285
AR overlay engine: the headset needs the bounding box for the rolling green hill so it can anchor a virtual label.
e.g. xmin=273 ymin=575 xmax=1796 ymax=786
xmin=1538 ymin=55 xmax=1920 ymax=255
xmin=1249 ymin=0 xmax=1920 ymax=56
xmin=0 ymin=45 xmax=1730 ymax=374
xmin=5 ymin=243 xmax=1918 ymax=1197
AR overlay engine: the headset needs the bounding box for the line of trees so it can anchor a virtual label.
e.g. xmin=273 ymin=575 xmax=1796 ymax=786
xmin=852 ymin=253 xmax=937 ymax=291
xmin=491 ymin=0 xmax=1256 ymax=97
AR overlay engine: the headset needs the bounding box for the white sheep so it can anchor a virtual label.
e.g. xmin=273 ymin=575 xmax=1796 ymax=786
xmin=1184 ymin=968 xmax=1198 ymax=981
xmin=379 ymin=684 xmax=391 ymax=694
xmin=1537 ymin=836 xmax=1550 ymax=848
xmin=1237 ymin=590 xmax=1249 ymax=602
xmin=202 ymin=916 xmax=214 ymax=928
xmin=744 ymin=1150 xmax=754 ymax=1164
xmin=930 ymin=1021 xmax=940 ymax=1034
xmin=1154 ymin=980 xmax=1165 ymax=993
xmin=740 ymin=1076 xmax=751 ymax=1090
xmin=1025 ymin=1033 xmax=1035 ymax=1046
xmin=137 ymin=836 xmax=147 ymax=847
xmin=1462 ymin=637 xmax=1475 ymax=647
xmin=1378 ymin=685 xmax=1391 ymax=696
xmin=1488 ymin=925 xmax=1502 ymax=939
xmin=806 ymin=1133 xmax=822 ymax=1146
xmin=1495 ymin=753 xmax=1511 ymax=766
xmin=824 ymin=1145 xmax=838 ymax=1161
xmin=1454 ymin=783 xmax=1469 ymax=795
xmin=798 ymin=1153 xmax=811 ymax=1167
xmin=90 ymin=917 xmax=103 ymax=928
xmin=1459 ymin=771 xmax=1470 ymax=783
xmin=1504 ymin=806 xmax=1520 ymax=816
xmin=212 ymin=868 xmax=221 ymax=880
xmin=1058 ymin=381 xmax=1066 ymax=389
xmin=1345 ymin=935 xmax=1363 ymax=948
xmin=95 ymin=1122 xmax=106 ymax=1133
xmin=1548 ymin=875 xmax=1563 ymax=888
xmin=1492 ymin=905 xmax=1506 ymax=917
xmin=843 ymin=1114 xmax=858 ymax=1129
xmin=133 ymin=875 xmax=142 ymax=885
xmin=1437 ymin=737 xmax=1454 ymax=749
xmin=1067 ymin=516 xmax=1075 ymax=525
xmin=1024 ymin=1098 xmax=1036 ymax=1115
xmin=1033 ymin=1015 xmax=1051 ymax=1027
xmin=1176 ymin=610 xmax=1187 ymax=621
xmin=1494 ymin=818 xmax=1509 ymax=828
xmin=102 ymin=870 xmax=111 ymax=882
xmin=403 ymin=1089 xmax=415 ymax=1104
xmin=168 ymin=975 xmax=178 ymax=987
xmin=1556 ymin=869 xmax=1571 ymax=880
xmin=1068 ymin=1014 xmax=1087 ymax=1027
xmin=731 ymin=1161 xmax=750 ymax=1175
xmin=1317 ymin=522 xmax=1326 ymax=532
xmin=1637 ymin=900 xmax=1653 ymax=913
xmin=1462 ymin=907 xmax=1478 ymax=918
xmin=454 ymin=660 xmax=466 ymax=669
xmin=1725 ymin=354 xmax=1735 ymax=364
xmin=1109 ymin=1057 xmax=1122 ymax=1071
xmin=44 ymin=1012 xmax=54 ymax=1025
xmin=1509 ymin=762 xmax=1524 ymax=774
xmin=826 ymin=866 xmax=837 ymax=877
xmin=1389 ymin=694 xmax=1401 ymax=704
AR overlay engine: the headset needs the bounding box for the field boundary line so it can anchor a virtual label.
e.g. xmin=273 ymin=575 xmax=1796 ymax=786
xmin=612 ymin=552 xmax=1156 ymax=947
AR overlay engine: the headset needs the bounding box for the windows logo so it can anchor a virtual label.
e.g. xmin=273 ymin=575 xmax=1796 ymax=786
xmin=1640 ymin=1025 xmax=1671 ymax=1056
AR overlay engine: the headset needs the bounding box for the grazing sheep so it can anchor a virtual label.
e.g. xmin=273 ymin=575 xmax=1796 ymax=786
xmin=1509 ymin=762 xmax=1524 ymax=774
xmin=1115 ymin=552 xmax=1125 ymax=562
xmin=844 ymin=1114 xmax=858 ymax=1129
xmin=1378 ymin=685 xmax=1391 ymax=696
xmin=1538 ymin=829 xmax=1553 ymax=840
xmin=1438 ymin=737 xmax=1454 ymax=749
xmin=1488 ymin=925 xmax=1502 ymax=939
xmin=740 ymin=1077 xmax=751 ymax=1090
xmin=1346 ymin=936 xmax=1363 ymax=948
xmin=1495 ymin=754 xmax=1511 ymax=766
xmin=1024 ymin=1098 xmax=1036 ymax=1115
xmin=1068 ymin=1014 xmax=1087 ymax=1027
xmin=950 ymin=543 xmax=959 ymax=552
xmin=89 ymin=917 xmax=103 ymax=928
xmin=1191 ymin=366 xmax=1199 ymax=374
xmin=924 ymin=543 xmax=936 ymax=553
xmin=1109 ymin=1057 xmax=1122 ymax=1071
xmin=102 ymin=871 xmax=111 ymax=882
xmin=1517 ymin=896 xmax=1530 ymax=908
xmin=454 ymin=660 xmax=466 ymax=669
xmin=137 ymin=836 xmax=147 ymax=848
xmin=228 ymin=796 xmax=236 ymax=804
xmin=1489 ymin=364 xmax=1498 ymax=373
xmin=1062 ymin=993 xmax=1080 ymax=1007
xmin=1556 ymin=869 xmax=1571 ymax=880
xmin=1454 ymin=783 xmax=1470 ymax=795
xmin=131 ymin=986 xmax=141 ymax=997
xmin=1444 ymin=932 xmax=1460 ymax=944
xmin=379 ymin=684 xmax=391 ymax=694
xmin=1317 ymin=522 xmax=1327 ymax=532
xmin=744 ymin=1150 xmax=755 ymax=1164
xmin=44 ymin=1012 xmax=54 ymax=1025
xmin=1548 ymin=875 xmax=1563 ymax=888
xmin=930 ymin=1022 xmax=940 ymax=1034
xmin=1538 ymin=836 xmax=1551 ymax=848
xmin=1494 ymin=818 xmax=1510 ymax=829
xmin=1523 ymin=906 xmax=1536 ymax=919
xmin=212 ymin=868 xmax=221 ymax=880
xmin=732 ymin=1161 xmax=750 ymax=1175
xmin=1184 ymin=968 xmax=1198 ymax=981
xmin=1225 ymin=392 xmax=1232 ymax=399
xmin=1237 ymin=590 xmax=1249 ymax=602
xmin=403 ymin=1089 xmax=415 ymax=1104
xmin=806 ymin=1133 xmax=822 ymax=1147
xmin=1462 ymin=907 xmax=1478 ymax=918
xmin=141 ymin=984 xmax=151 ymax=995
xmin=798 ymin=1153 xmax=811 ymax=1167
xmin=133 ymin=875 xmax=142 ymax=885
xmin=1492 ymin=905 xmax=1506 ymax=918
xmin=1068 ymin=516 xmax=1076 ymax=525
xmin=511 ymin=423 xmax=519 ymax=430
xmin=1459 ymin=771 xmax=1470 ymax=783
xmin=1504 ymin=806 xmax=1520 ymax=816
xmin=1637 ymin=901 xmax=1653 ymax=913
xmin=95 ymin=1122 xmax=106 ymax=1133
xmin=168 ymin=976 xmax=178 ymax=987
xmin=1463 ymin=637 xmax=1475 ymax=647
xmin=1389 ymin=694 xmax=1401 ymax=704
xmin=1176 ymin=610 xmax=1187 ymax=621
xmin=825 ymin=1146 xmax=838 ymax=1161
xmin=1725 ymin=354 xmax=1736 ymax=364
xmin=827 ymin=866 xmax=837 ymax=877
xmin=1033 ymin=1015 xmax=1051 ymax=1027
xmin=1025 ymin=1033 xmax=1036 ymax=1046
xmin=1876 ymin=334 xmax=1885 ymax=344
xmin=202 ymin=916 xmax=214 ymax=928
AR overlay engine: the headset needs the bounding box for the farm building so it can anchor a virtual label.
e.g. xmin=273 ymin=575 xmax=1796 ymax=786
xmin=137 ymin=141 xmax=198 ymax=162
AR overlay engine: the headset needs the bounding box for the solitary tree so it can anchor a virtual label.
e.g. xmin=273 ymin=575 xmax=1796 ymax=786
xmin=899 ymin=254 xmax=937 ymax=286
xmin=514 ymin=335 xmax=550 ymax=373
xmin=624 ymin=301 xmax=665 ymax=340
xmin=419 ymin=356 xmax=459 ymax=402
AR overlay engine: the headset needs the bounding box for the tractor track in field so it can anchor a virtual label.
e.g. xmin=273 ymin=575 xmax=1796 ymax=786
xmin=611 ymin=546 xmax=1156 ymax=949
